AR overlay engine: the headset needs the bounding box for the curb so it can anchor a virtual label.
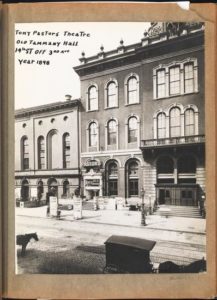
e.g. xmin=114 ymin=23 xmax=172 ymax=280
xmin=16 ymin=213 xmax=206 ymax=236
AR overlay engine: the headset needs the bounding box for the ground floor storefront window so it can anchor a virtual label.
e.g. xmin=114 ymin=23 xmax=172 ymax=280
xmin=106 ymin=160 xmax=118 ymax=196
xmin=126 ymin=159 xmax=140 ymax=197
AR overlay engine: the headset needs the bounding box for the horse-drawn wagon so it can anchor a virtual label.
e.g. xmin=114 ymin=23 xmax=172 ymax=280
xmin=104 ymin=235 xmax=156 ymax=273
xmin=103 ymin=235 xmax=206 ymax=274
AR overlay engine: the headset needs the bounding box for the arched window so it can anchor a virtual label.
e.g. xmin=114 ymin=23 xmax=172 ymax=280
xmin=89 ymin=122 xmax=98 ymax=147
xmin=63 ymin=133 xmax=70 ymax=168
xmin=157 ymin=113 xmax=166 ymax=139
xmin=127 ymin=76 xmax=138 ymax=104
xmin=63 ymin=179 xmax=70 ymax=197
xmin=157 ymin=69 xmax=166 ymax=98
xmin=47 ymin=130 xmax=58 ymax=169
xmin=107 ymin=81 xmax=117 ymax=107
xmin=21 ymin=179 xmax=29 ymax=201
xmin=127 ymin=160 xmax=139 ymax=197
xmin=107 ymin=120 xmax=117 ymax=145
xmin=170 ymin=107 xmax=181 ymax=137
xmin=47 ymin=178 xmax=58 ymax=195
xmin=154 ymin=59 xmax=198 ymax=99
xmin=185 ymin=108 xmax=195 ymax=136
xmin=169 ymin=66 xmax=180 ymax=95
xmin=106 ymin=161 xmax=118 ymax=196
xmin=38 ymin=136 xmax=45 ymax=170
xmin=21 ymin=136 xmax=29 ymax=170
xmin=184 ymin=63 xmax=194 ymax=93
xmin=128 ymin=117 xmax=138 ymax=143
xmin=88 ymin=85 xmax=98 ymax=111
xmin=37 ymin=180 xmax=44 ymax=200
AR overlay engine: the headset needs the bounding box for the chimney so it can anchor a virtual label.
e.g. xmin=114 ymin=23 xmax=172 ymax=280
xmin=65 ymin=94 xmax=72 ymax=101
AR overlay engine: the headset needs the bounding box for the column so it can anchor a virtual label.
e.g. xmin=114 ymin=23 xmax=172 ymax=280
xmin=174 ymin=159 xmax=178 ymax=184
xmin=119 ymin=167 xmax=125 ymax=198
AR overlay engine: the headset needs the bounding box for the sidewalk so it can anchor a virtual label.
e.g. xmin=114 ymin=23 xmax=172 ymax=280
xmin=16 ymin=205 xmax=206 ymax=235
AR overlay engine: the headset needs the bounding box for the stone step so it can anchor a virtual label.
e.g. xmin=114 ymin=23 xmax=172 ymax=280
xmin=155 ymin=205 xmax=202 ymax=218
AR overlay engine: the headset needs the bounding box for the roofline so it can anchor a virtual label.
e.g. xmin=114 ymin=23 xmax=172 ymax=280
xmin=74 ymin=30 xmax=204 ymax=75
xmin=15 ymin=98 xmax=81 ymax=119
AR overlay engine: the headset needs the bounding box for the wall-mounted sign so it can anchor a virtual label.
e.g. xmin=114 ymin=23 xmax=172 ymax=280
xmin=83 ymin=160 xmax=101 ymax=168
xmin=85 ymin=179 xmax=100 ymax=187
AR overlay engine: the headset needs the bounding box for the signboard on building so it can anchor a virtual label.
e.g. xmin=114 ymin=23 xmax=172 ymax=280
xmin=73 ymin=197 xmax=82 ymax=219
xmin=85 ymin=179 xmax=100 ymax=187
xmin=49 ymin=196 xmax=58 ymax=217
xmin=83 ymin=160 xmax=101 ymax=168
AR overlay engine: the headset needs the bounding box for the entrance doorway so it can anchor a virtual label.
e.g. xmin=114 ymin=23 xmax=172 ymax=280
xmin=156 ymin=185 xmax=198 ymax=206
xmin=159 ymin=189 xmax=171 ymax=205
xmin=21 ymin=179 xmax=29 ymax=201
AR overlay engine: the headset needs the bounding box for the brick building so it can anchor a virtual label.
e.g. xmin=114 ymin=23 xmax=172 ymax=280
xmin=74 ymin=22 xmax=205 ymax=207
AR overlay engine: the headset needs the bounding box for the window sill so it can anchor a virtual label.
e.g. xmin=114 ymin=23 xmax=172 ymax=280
xmin=125 ymin=102 xmax=140 ymax=107
xmin=86 ymin=109 xmax=99 ymax=113
xmin=154 ymin=91 xmax=199 ymax=100
xmin=104 ymin=105 xmax=119 ymax=110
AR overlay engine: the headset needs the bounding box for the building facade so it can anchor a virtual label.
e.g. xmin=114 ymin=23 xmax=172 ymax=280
xmin=74 ymin=22 xmax=205 ymax=207
xmin=15 ymin=97 xmax=81 ymax=202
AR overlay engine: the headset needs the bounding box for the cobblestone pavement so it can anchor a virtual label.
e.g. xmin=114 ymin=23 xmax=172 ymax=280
xmin=16 ymin=212 xmax=206 ymax=274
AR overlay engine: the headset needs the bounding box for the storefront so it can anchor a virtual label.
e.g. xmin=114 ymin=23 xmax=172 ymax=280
xmin=82 ymin=159 xmax=103 ymax=199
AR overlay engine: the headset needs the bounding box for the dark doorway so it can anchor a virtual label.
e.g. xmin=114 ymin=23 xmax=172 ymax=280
xmin=159 ymin=189 xmax=165 ymax=205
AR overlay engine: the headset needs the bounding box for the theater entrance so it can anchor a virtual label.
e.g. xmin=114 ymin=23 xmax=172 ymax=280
xmin=156 ymin=184 xmax=198 ymax=206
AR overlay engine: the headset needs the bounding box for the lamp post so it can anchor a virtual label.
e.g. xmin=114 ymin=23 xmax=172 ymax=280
xmin=149 ymin=195 xmax=152 ymax=215
xmin=141 ymin=187 xmax=147 ymax=226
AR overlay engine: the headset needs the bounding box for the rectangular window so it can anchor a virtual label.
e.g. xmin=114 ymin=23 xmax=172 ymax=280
xmin=128 ymin=129 xmax=137 ymax=143
xmin=184 ymin=63 xmax=194 ymax=93
xmin=170 ymin=108 xmax=181 ymax=137
xmin=108 ymin=180 xmax=118 ymax=196
xmin=185 ymin=110 xmax=195 ymax=136
xmin=129 ymin=179 xmax=139 ymax=196
xmin=108 ymin=132 xmax=116 ymax=145
xmin=23 ymin=158 xmax=29 ymax=170
xmin=157 ymin=114 xmax=166 ymax=139
xmin=23 ymin=140 xmax=29 ymax=170
xmin=157 ymin=69 xmax=166 ymax=98
xmin=169 ymin=66 xmax=180 ymax=95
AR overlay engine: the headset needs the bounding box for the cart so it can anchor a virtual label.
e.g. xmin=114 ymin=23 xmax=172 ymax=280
xmin=104 ymin=235 xmax=156 ymax=273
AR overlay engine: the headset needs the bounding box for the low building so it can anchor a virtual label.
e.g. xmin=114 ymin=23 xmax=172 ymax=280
xmin=15 ymin=96 xmax=81 ymax=202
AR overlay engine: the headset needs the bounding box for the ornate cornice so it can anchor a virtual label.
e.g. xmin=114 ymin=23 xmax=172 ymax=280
xmin=15 ymin=98 xmax=81 ymax=119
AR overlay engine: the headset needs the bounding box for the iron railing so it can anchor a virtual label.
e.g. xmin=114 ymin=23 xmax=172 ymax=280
xmin=141 ymin=135 xmax=205 ymax=148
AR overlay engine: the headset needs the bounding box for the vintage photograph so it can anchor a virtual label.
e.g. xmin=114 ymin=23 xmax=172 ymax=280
xmin=14 ymin=21 xmax=206 ymax=274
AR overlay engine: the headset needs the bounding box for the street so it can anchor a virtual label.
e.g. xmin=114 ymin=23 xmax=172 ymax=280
xmin=16 ymin=209 xmax=206 ymax=274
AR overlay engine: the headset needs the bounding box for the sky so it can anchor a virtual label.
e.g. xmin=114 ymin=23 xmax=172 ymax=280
xmin=15 ymin=22 xmax=150 ymax=109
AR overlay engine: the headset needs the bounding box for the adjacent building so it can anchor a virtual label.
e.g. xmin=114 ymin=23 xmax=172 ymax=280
xmin=15 ymin=97 xmax=81 ymax=201
xmin=74 ymin=22 xmax=205 ymax=207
